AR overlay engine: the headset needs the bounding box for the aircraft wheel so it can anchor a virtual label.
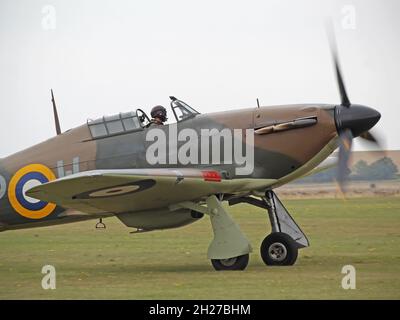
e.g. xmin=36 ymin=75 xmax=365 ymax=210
xmin=260 ymin=232 xmax=298 ymax=266
xmin=211 ymin=254 xmax=249 ymax=271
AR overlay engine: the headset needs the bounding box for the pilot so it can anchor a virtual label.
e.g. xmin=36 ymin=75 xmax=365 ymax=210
xmin=149 ymin=105 xmax=167 ymax=126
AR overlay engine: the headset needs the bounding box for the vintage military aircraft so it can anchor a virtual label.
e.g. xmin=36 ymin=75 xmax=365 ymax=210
xmin=0 ymin=33 xmax=381 ymax=270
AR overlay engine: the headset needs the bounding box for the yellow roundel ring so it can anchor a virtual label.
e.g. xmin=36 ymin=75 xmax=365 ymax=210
xmin=8 ymin=164 xmax=57 ymax=219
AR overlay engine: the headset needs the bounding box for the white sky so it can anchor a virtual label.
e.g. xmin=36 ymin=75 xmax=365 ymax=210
xmin=0 ymin=0 xmax=399 ymax=157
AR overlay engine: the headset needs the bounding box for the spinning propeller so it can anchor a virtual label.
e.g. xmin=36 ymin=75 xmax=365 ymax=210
xmin=327 ymin=25 xmax=382 ymax=192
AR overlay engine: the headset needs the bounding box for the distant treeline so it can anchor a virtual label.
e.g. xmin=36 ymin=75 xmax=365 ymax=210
xmin=296 ymin=156 xmax=399 ymax=183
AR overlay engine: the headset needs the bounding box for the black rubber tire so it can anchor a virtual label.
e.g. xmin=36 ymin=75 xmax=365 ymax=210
xmin=211 ymin=254 xmax=249 ymax=271
xmin=260 ymin=232 xmax=298 ymax=266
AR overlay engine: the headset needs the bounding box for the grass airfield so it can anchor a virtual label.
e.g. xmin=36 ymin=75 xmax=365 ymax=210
xmin=0 ymin=197 xmax=399 ymax=299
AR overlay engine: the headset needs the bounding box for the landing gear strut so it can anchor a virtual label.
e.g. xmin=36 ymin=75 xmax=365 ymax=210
xmin=229 ymin=190 xmax=309 ymax=267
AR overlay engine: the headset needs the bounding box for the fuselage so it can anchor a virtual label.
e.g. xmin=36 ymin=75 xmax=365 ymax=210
xmin=0 ymin=104 xmax=339 ymax=232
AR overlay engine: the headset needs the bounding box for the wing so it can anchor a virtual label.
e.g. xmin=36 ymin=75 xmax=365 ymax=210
xmin=26 ymin=168 xmax=276 ymax=215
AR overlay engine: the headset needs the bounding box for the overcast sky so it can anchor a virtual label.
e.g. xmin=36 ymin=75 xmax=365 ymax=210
xmin=0 ymin=0 xmax=399 ymax=157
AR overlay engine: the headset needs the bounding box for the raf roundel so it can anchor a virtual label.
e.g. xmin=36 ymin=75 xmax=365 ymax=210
xmin=8 ymin=164 xmax=57 ymax=219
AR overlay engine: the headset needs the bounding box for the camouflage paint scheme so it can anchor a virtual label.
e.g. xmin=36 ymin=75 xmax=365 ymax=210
xmin=0 ymin=103 xmax=338 ymax=232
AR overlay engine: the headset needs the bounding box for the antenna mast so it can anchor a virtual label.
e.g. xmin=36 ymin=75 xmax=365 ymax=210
xmin=51 ymin=89 xmax=62 ymax=135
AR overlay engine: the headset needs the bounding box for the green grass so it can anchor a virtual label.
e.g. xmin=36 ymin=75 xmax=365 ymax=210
xmin=1 ymin=197 xmax=400 ymax=299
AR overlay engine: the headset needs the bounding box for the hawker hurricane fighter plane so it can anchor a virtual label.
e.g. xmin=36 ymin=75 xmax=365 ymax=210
xmin=0 ymin=34 xmax=381 ymax=270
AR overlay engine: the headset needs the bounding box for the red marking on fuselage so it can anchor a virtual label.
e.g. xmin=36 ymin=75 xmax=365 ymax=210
xmin=202 ymin=171 xmax=222 ymax=182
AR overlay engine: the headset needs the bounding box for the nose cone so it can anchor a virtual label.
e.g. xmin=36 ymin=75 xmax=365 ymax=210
xmin=335 ymin=104 xmax=381 ymax=137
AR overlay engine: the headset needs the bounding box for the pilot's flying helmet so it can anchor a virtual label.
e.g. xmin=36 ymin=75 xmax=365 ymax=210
xmin=151 ymin=105 xmax=167 ymax=122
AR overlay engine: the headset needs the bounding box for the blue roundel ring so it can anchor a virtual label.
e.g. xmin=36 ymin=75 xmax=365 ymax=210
xmin=15 ymin=172 xmax=48 ymax=210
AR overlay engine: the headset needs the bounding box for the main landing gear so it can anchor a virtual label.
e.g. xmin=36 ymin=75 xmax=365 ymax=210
xmin=175 ymin=190 xmax=308 ymax=271
xmin=229 ymin=190 xmax=309 ymax=268
xmin=175 ymin=195 xmax=252 ymax=271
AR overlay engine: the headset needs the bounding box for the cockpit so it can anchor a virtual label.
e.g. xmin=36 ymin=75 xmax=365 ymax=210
xmin=88 ymin=96 xmax=199 ymax=139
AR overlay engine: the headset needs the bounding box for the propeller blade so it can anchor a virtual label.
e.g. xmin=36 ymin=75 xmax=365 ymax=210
xmin=359 ymin=131 xmax=378 ymax=143
xmin=337 ymin=129 xmax=353 ymax=192
xmin=326 ymin=22 xmax=351 ymax=107
xmin=333 ymin=53 xmax=351 ymax=108
xmin=359 ymin=130 xmax=387 ymax=158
